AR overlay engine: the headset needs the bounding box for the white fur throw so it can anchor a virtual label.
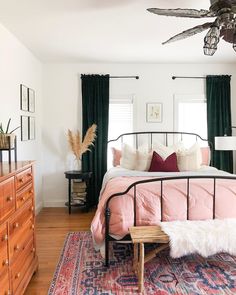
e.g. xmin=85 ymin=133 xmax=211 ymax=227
xmin=161 ymin=219 xmax=236 ymax=258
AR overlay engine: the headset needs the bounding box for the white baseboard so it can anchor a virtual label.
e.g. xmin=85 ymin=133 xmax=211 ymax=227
xmin=44 ymin=200 xmax=66 ymax=207
xmin=35 ymin=201 xmax=43 ymax=215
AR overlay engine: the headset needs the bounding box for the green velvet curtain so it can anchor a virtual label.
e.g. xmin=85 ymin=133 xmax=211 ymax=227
xmin=81 ymin=74 xmax=110 ymax=206
xmin=206 ymin=75 xmax=233 ymax=173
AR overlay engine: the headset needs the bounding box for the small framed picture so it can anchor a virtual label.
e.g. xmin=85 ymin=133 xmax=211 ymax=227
xmin=146 ymin=103 xmax=163 ymax=123
xmin=20 ymin=84 xmax=28 ymax=111
xmin=28 ymin=88 xmax=35 ymax=113
xmin=21 ymin=116 xmax=29 ymax=141
xmin=29 ymin=116 xmax=35 ymax=140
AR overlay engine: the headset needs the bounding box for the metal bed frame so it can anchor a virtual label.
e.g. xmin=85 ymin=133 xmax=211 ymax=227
xmin=104 ymin=131 xmax=235 ymax=266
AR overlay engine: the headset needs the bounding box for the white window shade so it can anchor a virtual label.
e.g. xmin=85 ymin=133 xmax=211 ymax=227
xmin=108 ymin=99 xmax=133 ymax=141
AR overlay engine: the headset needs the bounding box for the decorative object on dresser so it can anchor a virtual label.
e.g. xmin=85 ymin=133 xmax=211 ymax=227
xmin=64 ymin=171 xmax=92 ymax=214
xmin=0 ymin=161 xmax=38 ymax=295
xmin=67 ymin=124 xmax=97 ymax=170
xmin=0 ymin=119 xmax=20 ymax=163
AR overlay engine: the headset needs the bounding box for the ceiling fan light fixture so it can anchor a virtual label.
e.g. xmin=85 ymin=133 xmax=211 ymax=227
xmin=203 ymin=25 xmax=220 ymax=55
xmin=203 ymin=44 xmax=217 ymax=55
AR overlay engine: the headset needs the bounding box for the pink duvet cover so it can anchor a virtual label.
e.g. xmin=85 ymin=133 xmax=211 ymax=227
xmin=91 ymin=175 xmax=236 ymax=247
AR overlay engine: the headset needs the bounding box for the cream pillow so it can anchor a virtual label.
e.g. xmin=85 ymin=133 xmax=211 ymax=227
xmin=136 ymin=150 xmax=152 ymax=171
xmin=152 ymin=142 xmax=175 ymax=160
xmin=177 ymin=143 xmax=202 ymax=171
xmin=120 ymin=144 xmax=152 ymax=171
xmin=120 ymin=144 xmax=137 ymax=170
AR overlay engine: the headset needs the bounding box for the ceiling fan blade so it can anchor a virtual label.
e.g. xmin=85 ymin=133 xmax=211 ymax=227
xmin=162 ymin=22 xmax=214 ymax=45
xmin=147 ymin=8 xmax=216 ymax=18
xmin=220 ymin=28 xmax=234 ymax=43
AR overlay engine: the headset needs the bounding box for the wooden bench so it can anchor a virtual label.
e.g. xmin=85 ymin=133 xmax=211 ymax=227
xmin=129 ymin=226 xmax=170 ymax=293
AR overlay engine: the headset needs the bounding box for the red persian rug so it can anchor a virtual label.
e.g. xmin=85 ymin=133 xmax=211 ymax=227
xmin=48 ymin=232 xmax=236 ymax=295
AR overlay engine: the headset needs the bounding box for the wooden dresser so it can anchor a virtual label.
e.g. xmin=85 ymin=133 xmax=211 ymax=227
xmin=0 ymin=161 xmax=38 ymax=295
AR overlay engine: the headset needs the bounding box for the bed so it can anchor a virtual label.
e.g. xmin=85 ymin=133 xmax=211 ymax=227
xmin=90 ymin=131 xmax=236 ymax=266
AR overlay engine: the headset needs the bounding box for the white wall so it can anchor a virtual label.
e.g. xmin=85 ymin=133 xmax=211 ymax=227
xmin=0 ymin=23 xmax=43 ymax=212
xmin=43 ymin=63 xmax=236 ymax=207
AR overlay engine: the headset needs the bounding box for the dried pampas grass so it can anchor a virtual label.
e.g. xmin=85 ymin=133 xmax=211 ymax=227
xmin=67 ymin=124 xmax=97 ymax=160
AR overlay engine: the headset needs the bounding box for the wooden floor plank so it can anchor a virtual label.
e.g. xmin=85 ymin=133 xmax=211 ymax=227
xmin=24 ymin=207 xmax=95 ymax=295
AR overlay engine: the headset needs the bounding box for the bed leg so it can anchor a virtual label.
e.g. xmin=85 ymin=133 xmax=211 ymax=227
xmin=105 ymin=207 xmax=111 ymax=267
xmin=105 ymin=238 xmax=109 ymax=267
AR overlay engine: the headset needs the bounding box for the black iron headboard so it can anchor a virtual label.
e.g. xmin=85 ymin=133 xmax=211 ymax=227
xmin=108 ymin=131 xmax=212 ymax=151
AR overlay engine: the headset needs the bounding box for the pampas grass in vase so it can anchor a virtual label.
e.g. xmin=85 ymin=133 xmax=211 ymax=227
xmin=67 ymin=124 xmax=97 ymax=171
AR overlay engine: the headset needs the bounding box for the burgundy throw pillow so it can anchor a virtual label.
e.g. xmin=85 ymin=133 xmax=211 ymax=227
xmin=149 ymin=151 xmax=179 ymax=172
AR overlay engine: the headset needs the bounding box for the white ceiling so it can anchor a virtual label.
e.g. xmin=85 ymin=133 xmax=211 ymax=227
xmin=0 ymin=0 xmax=235 ymax=63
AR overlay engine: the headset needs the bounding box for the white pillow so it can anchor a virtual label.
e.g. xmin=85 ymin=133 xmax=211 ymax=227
xmin=177 ymin=143 xmax=202 ymax=171
xmin=120 ymin=144 xmax=136 ymax=170
xmin=136 ymin=150 xmax=152 ymax=171
xmin=120 ymin=144 xmax=152 ymax=171
xmin=152 ymin=142 xmax=175 ymax=160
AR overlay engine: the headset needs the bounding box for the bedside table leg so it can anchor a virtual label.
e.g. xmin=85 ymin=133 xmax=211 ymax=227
xmin=68 ymin=178 xmax=72 ymax=214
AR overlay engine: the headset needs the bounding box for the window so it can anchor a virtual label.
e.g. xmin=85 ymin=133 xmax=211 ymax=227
xmin=108 ymin=98 xmax=133 ymax=141
xmin=107 ymin=98 xmax=133 ymax=168
xmin=174 ymin=95 xmax=207 ymax=146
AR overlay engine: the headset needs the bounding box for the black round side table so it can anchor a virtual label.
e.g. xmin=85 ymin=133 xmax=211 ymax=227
xmin=64 ymin=170 xmax=92 ymax=214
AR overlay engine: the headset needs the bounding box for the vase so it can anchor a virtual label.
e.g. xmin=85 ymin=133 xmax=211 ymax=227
xmin=0 ymin=134 xmax=15 ymax=149
xmin=71 ymin=158 xmax=82 ymax=171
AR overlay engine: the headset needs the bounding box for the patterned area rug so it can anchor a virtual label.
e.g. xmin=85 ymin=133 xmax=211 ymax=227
xmin=48 ymin=232 xmax=236 ymax=295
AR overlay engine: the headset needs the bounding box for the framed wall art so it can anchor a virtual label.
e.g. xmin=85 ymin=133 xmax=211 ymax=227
xmin=20 ymin=84 xmax=28 ymax=111
xmin=146 ymin=103 xmax=163 ymax=123
xmin=28 ymin=88 xmax=35 ymax=112
xmin=29 ymin=116 xmax=35 ymax=140
xmin=21 ymin=116 xmax=29 ymax=141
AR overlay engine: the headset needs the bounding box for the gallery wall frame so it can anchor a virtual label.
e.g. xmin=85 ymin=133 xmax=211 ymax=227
xmin=28 ymin=88 xmax=35 ymax=113
xmin=29 ymin=116 xmax=35 ymax=140
xmin=146 ymin=102 xmax=163 ymax=123
xmin=20 ymin=84 xmax=28 ymax=111
xmin=21 ymin=116 xmax=29 ymax=141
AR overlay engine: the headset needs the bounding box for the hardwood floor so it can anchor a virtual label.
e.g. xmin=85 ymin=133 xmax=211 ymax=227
xmin=25 ymin=207 xmax=95 ymax=295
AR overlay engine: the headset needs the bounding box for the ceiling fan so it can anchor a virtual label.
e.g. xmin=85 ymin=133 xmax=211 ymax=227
xmin=147 ymin=0 xmax=236 ymax=55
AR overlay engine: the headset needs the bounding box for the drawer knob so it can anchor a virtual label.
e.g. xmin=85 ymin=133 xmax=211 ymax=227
xmin=21 ymin=196 xmax=26 ymax=201
xmin=7 ymin=196 xmax=13 ymax=202
xmin=15 ymin=272 xmax=21 ymax=279
xmin=13 ymin=222 xmax=19 ymax=228
xmin=31 ymin=206 xmax=34 ymax=212
xmin=31 ymin=224 xmax=35 ymax=229
xmin=32 ymin=247 xmax=36 ymax=253
xmin=19 ymin=178 xmax=23 ymax=183
xmin=29 ymin=190 xmax=34 ymax=194
xmin=2 ymin=234 xmax=8 ymax=241
xmin=27 ymin=173 xmax=32 ymax=177
xmin=4 ymin=291 xmax=11 ymax=295
xmin=14 ymin=245 xmax=20 ymax=251
xmin=2 ymin=259 xmax=9 ymax=266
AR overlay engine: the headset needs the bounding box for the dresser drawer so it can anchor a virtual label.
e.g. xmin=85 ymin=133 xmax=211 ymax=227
xmin=9 ymin=218 xmax=34 ymax=263
xmin=11 ymin=238 xmax=35 ymax=294
xmin=16 ymin=182 xmax=34 ymax=209
xmin=9 ymin=199 xmax=33 ymax=240
xmin=0 ymin=176 xmax=15 ymax=222
xmin=15 ymin=167 xmax=32 ymax=191
xmin=0 ymin=223 xmax=9 ymax=275
xmin=0 ymin=269 xmax=10 ymax=295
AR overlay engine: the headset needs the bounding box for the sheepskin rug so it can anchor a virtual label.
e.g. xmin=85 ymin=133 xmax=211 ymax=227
xmin=161 ymin=218 xmax=236 ymax=258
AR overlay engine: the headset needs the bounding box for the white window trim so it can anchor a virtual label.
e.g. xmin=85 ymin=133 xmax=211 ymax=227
xmin=173 ymin=94 xmax=206 ymax=132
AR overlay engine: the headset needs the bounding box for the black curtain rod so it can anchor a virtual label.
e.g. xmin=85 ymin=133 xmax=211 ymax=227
xmin=172 ymin=76 xmax=206 ymax=80
xmin=110 ymin=75 xmax=139 ymax=79
xmin=172 ymin=75 xmax=232 ymax=80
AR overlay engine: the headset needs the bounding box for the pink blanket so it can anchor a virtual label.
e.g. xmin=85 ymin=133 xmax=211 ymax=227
xmin=91 ymin=176 xmax=236 ymax=247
